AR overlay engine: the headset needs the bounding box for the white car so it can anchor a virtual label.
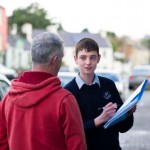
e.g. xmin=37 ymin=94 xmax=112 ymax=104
xmin=0 ymin=74 xmax=11 ymax=100
xmin=0 ymin=64 xmax=18 ymax=80
xmin=58 ymin=72 xmax=77 ymax=87
xmin=58 ymin=70 xmax=124 ymax=99
xmin=129 ymin=65 xmax=150 ymax=90
xmin=95 ymin=69 xmax=124 ymax=97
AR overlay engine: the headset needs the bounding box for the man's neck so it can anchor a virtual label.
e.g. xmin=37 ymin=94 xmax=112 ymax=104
xmin=31 ymin=65 xmax=56 ymax=76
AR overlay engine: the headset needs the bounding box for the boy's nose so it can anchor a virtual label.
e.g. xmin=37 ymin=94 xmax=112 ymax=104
xmin=85 ymin=58 xmax=91 ymax=64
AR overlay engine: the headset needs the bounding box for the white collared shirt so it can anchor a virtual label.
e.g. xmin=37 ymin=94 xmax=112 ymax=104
xmin=75 ymin=73 xmax=100 ymax=89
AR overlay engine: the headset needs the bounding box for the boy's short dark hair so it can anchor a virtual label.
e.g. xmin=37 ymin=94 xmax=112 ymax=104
xmin=75 ymin=38 xmax=99 ymax=56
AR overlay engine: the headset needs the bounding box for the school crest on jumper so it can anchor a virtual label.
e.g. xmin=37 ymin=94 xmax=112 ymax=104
xmin=103 ymin=91 xmax=111 ymax=99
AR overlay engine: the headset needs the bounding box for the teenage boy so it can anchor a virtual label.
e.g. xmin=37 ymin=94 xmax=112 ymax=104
xmin=64 ymin=38 xmax=136 ymax=150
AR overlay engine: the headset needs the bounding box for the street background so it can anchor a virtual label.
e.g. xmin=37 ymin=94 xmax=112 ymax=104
xmin=120 ymin=90 xmax=150 ymax=150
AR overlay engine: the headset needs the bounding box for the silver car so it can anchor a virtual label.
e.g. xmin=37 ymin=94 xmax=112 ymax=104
xmin=58 ymin=72 xmax=77 ymax=87
xmin=0 ymin=64 xmax=18 ymax=80
xmin=129 ymin=65 xmax=150 ymax=90
xmin=0 ymin=74 xmax=11 ymax=100
xmin=95 ymin=69 xmax=124 ymax=98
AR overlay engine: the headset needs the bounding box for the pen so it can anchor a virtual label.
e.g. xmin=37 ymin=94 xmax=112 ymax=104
xmin=97 ymin=104 xmax=121 ymax=111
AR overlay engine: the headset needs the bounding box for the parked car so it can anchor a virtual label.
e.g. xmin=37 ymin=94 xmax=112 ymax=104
xmin=129 ymin=65 xmax=150 ymax=90
xmin=58 ymin=70 xmax=124 ymax=99
xmin=58 ymin=72 xmax=77 ymax=87
xmin=0 ymin=64 xmax=18 ymax=80
xmin=0 ymin=74 xmax=11 ymax=101
xmin=95 ymin=69 xmax=124 ymax=98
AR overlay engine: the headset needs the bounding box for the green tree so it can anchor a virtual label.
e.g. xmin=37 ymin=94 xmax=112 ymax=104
xmin=106 ymin=31 xmax=119 ymax=52
xmin=8 ymin=2 xmax=63 ymax=34
xmin=81 ymin=28 xmax=89 ymax=32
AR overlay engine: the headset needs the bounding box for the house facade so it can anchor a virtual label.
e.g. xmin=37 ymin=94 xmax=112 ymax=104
xmin=6 ymin=29 xmax=114 ymax=71
xmin=6 ymin=34 xmax=31 ymax=69
xmin=59 ymin=31 xmax=113 ymax=70
xmin=0 ymin=6 xmax=8 ymax=63
xmin=130 ymin=44 xmax=149 ymax=66
xmin=118 ymin=37 xmax=150 ymax=66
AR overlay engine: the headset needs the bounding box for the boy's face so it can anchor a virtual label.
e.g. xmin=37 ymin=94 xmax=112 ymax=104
xmin=74 ymin=49 xmax=101 ymax=75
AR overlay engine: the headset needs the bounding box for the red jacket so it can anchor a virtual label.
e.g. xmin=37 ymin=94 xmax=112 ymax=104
xmin=0 ymin=72 xmax=87 ymax=150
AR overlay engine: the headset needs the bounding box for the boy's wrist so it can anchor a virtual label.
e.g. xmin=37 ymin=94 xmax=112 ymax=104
xmin=94 ymin=116 xmax=104 ymax=127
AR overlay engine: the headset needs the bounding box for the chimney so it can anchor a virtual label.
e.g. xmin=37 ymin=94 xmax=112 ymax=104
xmin=21 ymin=23 xmax=32 ymax=43
xmin=11 ymin=24 xmax=17 ymax=35
xmin=99 ymin=30 xmax=106 ymax=38
xmin=47 ymin=24 xmax=59 ymax=35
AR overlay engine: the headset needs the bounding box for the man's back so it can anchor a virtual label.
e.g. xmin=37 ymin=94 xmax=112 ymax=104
xmin=0 ymin=72 xmax=86 ymax=150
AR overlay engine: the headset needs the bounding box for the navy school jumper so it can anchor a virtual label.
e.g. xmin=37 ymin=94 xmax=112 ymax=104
xmin=64 ymin=76 xmax=134 ymax=150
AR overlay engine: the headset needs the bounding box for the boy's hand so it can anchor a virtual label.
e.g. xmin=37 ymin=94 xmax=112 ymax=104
xmin=94 ymin=102 xmax=117 ymax=127
xmin=128 ymin=105 xmax=137 ymax=116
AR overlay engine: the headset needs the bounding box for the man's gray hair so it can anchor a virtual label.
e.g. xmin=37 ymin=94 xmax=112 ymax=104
xmin=31 ymin=32 xmax=63 ymax=65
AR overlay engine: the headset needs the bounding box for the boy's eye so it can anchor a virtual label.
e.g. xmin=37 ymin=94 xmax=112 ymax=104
xmin=80 ymin=56 xmax=86 ymax=60
xmin=91 ymin=56 xmax=96 ymax=60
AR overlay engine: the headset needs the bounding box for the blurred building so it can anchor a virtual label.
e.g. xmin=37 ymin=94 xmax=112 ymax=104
xmin=7 ymin=34 xmax=31 ymax=69
xmin=0 ymin=5 xmax=8 ymax=63
xmin=59 ymin=31 xmax=113 ymax=70
xmin=6 ymin=27 xmax=114 ymax=70
xmin=118 ymin=36 xmax=149 ymax=66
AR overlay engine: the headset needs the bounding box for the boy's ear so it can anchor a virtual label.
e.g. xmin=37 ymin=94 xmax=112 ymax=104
xmin=74 ymin=55 xmax=78 ymax=64
xmin=97 ymin=54 xmax=101 ymax=63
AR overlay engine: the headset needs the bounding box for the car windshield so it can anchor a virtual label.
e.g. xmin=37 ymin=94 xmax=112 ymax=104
xmin=59 ymin=76 xmax=74 ymax=87
xmin=96 ymin=73 xmax=119 ymax=82
xmin=58 ymin=72 xmax=77 ymax=87
xmin=133 ymin=68 xmax=150 ymax=75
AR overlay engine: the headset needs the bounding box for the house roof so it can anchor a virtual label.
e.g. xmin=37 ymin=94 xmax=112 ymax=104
xmin=32 ymin=29 xmax=47 ymax=39
xmin=59 ymin=31 xmax=111 ymax=48
xmin=8 ymin=30 xmax=111 ymax=50
xmin=32 ymin=30 xmax=111 ymax=48
xmin=8 ymin=34 xmax=30 ymax=50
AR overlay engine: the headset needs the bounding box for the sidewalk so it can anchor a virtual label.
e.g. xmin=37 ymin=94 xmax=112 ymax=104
xmin=119 ymin=91 xmax=150 ymax=150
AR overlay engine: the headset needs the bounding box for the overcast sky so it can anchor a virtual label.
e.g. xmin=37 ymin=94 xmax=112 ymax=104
xmin=1 ymin=0 xmax=150 ymax=39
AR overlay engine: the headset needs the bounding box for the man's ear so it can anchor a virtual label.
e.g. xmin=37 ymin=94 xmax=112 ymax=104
xmin=50 ymin=55 xmax=58 ymax=66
